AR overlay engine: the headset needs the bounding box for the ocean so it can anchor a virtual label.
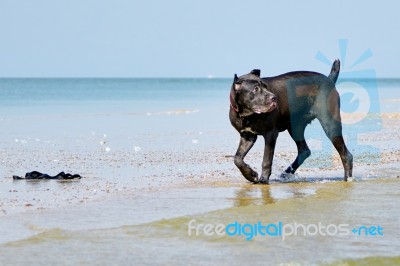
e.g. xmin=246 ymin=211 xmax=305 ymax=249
xmin=0 ymin=77 xmax=399 ymax=265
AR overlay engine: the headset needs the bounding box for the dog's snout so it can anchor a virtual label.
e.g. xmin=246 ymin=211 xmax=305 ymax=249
xmin=270 ymin=96 xmax=277 ymax=102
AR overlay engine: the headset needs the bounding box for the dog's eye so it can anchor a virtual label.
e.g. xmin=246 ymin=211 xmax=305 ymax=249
xmin=253 ymin=87 xmax=259 ymax=93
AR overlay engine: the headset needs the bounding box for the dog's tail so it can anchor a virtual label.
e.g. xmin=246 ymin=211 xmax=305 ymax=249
xmin=328 ymin=59 xmax=340 ymax=84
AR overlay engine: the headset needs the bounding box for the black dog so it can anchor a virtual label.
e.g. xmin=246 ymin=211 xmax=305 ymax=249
xmin=229 ymin=59 xmax=353 ymax=184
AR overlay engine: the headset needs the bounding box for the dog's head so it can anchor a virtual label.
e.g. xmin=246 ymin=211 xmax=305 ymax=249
xmin=230 ymin=69 xmax=277 ymax=117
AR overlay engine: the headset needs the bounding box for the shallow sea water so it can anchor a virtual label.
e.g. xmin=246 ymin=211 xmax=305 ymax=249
xmin=0 ymin=78 xmax=399 ymax=265
xmin=1 ymin=179 xmax=399 ymax=265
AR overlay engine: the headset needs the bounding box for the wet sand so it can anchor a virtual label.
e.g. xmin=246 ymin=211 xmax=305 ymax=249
xmin=0 ymin=105 xmax=400 ymax=265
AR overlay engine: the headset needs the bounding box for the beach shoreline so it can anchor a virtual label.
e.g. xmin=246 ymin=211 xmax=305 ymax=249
xmin=1 ymin=78 xmax=399 ymax=265
xmin=1 ymin=113 xmax=399 ymax=217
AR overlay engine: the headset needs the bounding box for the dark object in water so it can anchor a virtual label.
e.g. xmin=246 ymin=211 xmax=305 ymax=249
xmin=13 ymin=171 xmax=82 ymax=180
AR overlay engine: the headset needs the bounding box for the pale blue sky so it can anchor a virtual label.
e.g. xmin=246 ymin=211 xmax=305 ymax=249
xmin=0 ymin=0 xmax=399 ymax=77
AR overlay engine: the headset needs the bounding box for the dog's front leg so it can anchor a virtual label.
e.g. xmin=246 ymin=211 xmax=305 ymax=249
xmin=234 ymin=131 xmax=259 ymax=183
xmin=260 ymin=130 xmax=279 ymax=184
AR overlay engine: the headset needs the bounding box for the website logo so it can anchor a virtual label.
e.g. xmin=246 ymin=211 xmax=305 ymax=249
xmin=187 ymin=217 xmax=384 ymax=241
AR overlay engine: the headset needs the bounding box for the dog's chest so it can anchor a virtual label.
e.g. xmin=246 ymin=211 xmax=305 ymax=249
xmin=240 ymin=115 xmax=274 ymax=135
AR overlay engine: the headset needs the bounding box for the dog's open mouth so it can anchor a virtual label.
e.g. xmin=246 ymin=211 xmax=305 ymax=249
xmin=253 ymin=102 xmax=277 ymax=114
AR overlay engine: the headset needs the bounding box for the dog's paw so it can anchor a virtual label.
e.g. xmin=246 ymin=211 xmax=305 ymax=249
xmin=278 ymin=171 xmax=297 ymax=182
xmin=243 ymin=170 xmax=259 ymax=184
xmin=258 ymin=176 xmax=269 ymax=185
xmin=345 ymin=176 xmax=355 ymax=182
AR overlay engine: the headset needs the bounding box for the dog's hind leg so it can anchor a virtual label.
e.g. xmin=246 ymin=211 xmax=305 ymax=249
xmin=330 ymin=135 xmax=353 ymax=181
xmin=282 ymin=123 xmax=311 ymax=178
xmin=319 ymin=120 xmax=353 ymax=181
xmin=316 ymin=91 xmax=353 ymax=181
xmin=234 ymin=131 xmax=259 ymax=183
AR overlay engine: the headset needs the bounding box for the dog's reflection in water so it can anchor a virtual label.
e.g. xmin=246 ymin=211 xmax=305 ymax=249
xmin=233 ymin=182 xmax=320 ymax=207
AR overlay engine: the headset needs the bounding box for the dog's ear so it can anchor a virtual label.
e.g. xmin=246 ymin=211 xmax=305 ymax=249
xmin=250 ymin=69 xmax=261 ymax=77
xmin=233 ymin=74 xmax=241 ymax=91
xmin=230 ymin=86 xmax=239 ymax=112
